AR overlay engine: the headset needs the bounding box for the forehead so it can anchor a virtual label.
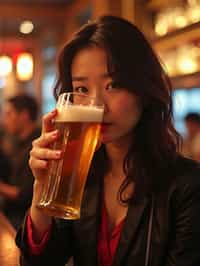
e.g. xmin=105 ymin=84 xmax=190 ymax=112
xmin=71 ymin=47 xmax=109 ymax=75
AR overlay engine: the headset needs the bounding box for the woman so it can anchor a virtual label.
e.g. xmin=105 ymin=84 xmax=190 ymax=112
xmin=16 ymin=15 xmax=200 ymax=266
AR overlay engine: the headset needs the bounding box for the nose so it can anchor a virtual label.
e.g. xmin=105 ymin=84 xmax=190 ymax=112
xmin=87 ymin=85 xmax=109 ymax=113
xmin=90 ymin=91 xmax=109 ymax=116
xmin=89 ymin=88 xmax=104 ymax=106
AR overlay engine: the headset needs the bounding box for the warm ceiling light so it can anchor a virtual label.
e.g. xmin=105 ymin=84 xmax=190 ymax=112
xmin=19 ymin=20 xmax=34 ymax=34
xmin=177 ymin=56 xmax=198 ymax=74
xmin=187 ymin=0 xmax=199 ymax=5
xmin=187 ymin=6 xmax=200 ymax=23
xmin=174 ymin=16 xmax=188 ymax=28
xmin=16 ymin=53 xmax=33 ymax=81
xmin=0 ymin=55 xmax=13 ymax=76
xmin=155 ymin=22 xmax=168 ymax=36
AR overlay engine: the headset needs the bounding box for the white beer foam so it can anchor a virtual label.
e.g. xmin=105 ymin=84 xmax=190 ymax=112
xmin=56 ymin=104 xmax=104 ymax=122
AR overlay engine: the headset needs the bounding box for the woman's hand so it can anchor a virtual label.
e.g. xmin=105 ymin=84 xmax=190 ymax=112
xmin=29 ymin=109 xmax=62 ymax=237
xmin=29 ymin=109 xmax=62 ymax=184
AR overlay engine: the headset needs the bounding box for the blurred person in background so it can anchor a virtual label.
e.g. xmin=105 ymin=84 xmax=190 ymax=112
xmin=182 ymin=112 xmax=200 ymax=160
xmin=0 ymin=94 xmax=41 ymax=229
xmin=0 ymin=107 xmax=12 ymax=207
xmin=0 ymin=107 xmax=18 ymax=159
xmin=0 ymin=106 xmax=12 ymax=182
xmin=0 ymin=147 xmax=11 ymax=182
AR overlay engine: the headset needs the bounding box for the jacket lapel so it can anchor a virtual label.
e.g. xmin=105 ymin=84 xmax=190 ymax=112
xmin=75 ymin=172 xmax=102 ymax=264
xmin=113 ymin=196 xmax=149 ymax=266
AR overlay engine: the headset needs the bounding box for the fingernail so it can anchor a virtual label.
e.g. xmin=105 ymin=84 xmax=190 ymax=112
xmin=55 ymin=151 xmax=62 ymax=157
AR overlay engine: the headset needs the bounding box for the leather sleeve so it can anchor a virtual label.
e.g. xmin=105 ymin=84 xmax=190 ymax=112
xmin=15 ymin=213 xmax=74 ymax=266
xmin=165 ymin=167 xmax=200 ymax=266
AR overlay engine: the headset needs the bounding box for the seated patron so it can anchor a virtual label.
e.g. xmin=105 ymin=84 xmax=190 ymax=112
xmin=182 ymin=112 xmax=200 ymax=160
xmin=0 ymin=94 xmax=41 ymax=229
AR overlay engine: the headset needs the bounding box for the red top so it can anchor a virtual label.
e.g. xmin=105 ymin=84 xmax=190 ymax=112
xmin=97 ymin=203 xmax=125 ymax=266
xmin=27 ymin=205 xmax=125 ymax=265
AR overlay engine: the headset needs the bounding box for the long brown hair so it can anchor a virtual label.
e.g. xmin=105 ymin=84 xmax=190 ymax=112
xmin=53 ymin=15 xmax=181 ymax=202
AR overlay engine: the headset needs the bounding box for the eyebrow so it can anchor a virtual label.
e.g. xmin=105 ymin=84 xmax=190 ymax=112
xmin=72 ymin=76 xmax=87 ymax=82
xmin=72 ymin=73 xmax=111 ymax=82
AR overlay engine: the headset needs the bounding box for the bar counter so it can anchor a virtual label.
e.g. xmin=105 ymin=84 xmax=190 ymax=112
xmin=0 ymin=212 xmax=19 ymax=266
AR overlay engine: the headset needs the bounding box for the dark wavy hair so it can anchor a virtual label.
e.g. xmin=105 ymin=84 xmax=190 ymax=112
xmin=53 ymin=15 xmax=180 ymax=203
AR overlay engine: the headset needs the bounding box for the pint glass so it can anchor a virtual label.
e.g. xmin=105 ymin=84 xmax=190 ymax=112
xmin=37 ymin=92 xmax=104 ymax=219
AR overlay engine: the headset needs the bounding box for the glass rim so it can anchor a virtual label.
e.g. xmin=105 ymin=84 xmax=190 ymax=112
xmin=57 ymin=92 xmax=104 ymax=108
xmin=59 ymin=92 xmax=98 ymax=99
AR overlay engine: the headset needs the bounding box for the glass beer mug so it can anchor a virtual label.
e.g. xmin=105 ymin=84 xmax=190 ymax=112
xmin=37 ymin=92 xmax=104 ymax=219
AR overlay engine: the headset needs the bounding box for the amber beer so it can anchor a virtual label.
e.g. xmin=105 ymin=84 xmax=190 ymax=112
xmin=37 ymin=93 xmax=104 ymax=219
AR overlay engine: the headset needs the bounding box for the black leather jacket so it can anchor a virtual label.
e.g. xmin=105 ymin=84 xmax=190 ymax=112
xmin=16 ymin=156 xmax=200 ymax=266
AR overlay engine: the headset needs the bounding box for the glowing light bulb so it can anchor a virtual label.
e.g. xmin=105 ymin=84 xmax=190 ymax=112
xmin=19 ymin=21 xmax=34 ymax=34
xmin=155 ymin=22 xmax=168 ymax=36
xmin=177 ymin=56 xmax=198 ymax=74
xmin=175 ymin=16 xmax=188 ymax=28
xmin=16 ymin=53 xmax=33 ymax=81
xmin=0 ymin=55 xmax=13 ymax=76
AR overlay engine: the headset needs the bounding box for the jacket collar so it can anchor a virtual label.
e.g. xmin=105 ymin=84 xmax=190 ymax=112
xmin=113 ymin=195 xmax=149 ymax=266
xmin=77 ymin=172 xmax=102 ymax=264
xmin=79 ymin=172 xmax=150 ymax=265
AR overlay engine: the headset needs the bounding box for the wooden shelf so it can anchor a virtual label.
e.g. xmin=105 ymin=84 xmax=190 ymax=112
xmin=171 ymin=72 xmax=200 ymax=89
xmin=146 ymin=0 xmax=184 ymax=11
xmin=152 ymin=22 xmax=200 ymax=51
xmin=143 ymin=1 xmax=200 ymax=87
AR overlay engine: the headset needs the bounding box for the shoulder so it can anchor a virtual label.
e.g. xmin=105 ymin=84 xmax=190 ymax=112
xmin=154 ymin=156 xmax=200 ymax=226
xmin=159 ymin=155 xmax=200 ymax=193
xmin=166 ymin=156 xmax=200 ymax=207
xmin=173 ymin=156 xmax=200 ymax=186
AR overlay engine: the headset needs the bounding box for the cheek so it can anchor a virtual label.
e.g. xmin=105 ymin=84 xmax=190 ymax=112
xmin=112 ymin=96 xmax=129 ymax=111
xmin=114 ymin=96 xmax=142 ymax=119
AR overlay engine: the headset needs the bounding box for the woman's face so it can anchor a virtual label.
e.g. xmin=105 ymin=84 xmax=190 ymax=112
xmin=71 ymin=47 xmax=142 ymax=144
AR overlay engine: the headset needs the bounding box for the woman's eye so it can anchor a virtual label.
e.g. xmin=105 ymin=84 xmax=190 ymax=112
xmin=106 ymin=82 xmax=118 ymax=91
xmin=73 ymin=87 xmax=88 ymax=94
